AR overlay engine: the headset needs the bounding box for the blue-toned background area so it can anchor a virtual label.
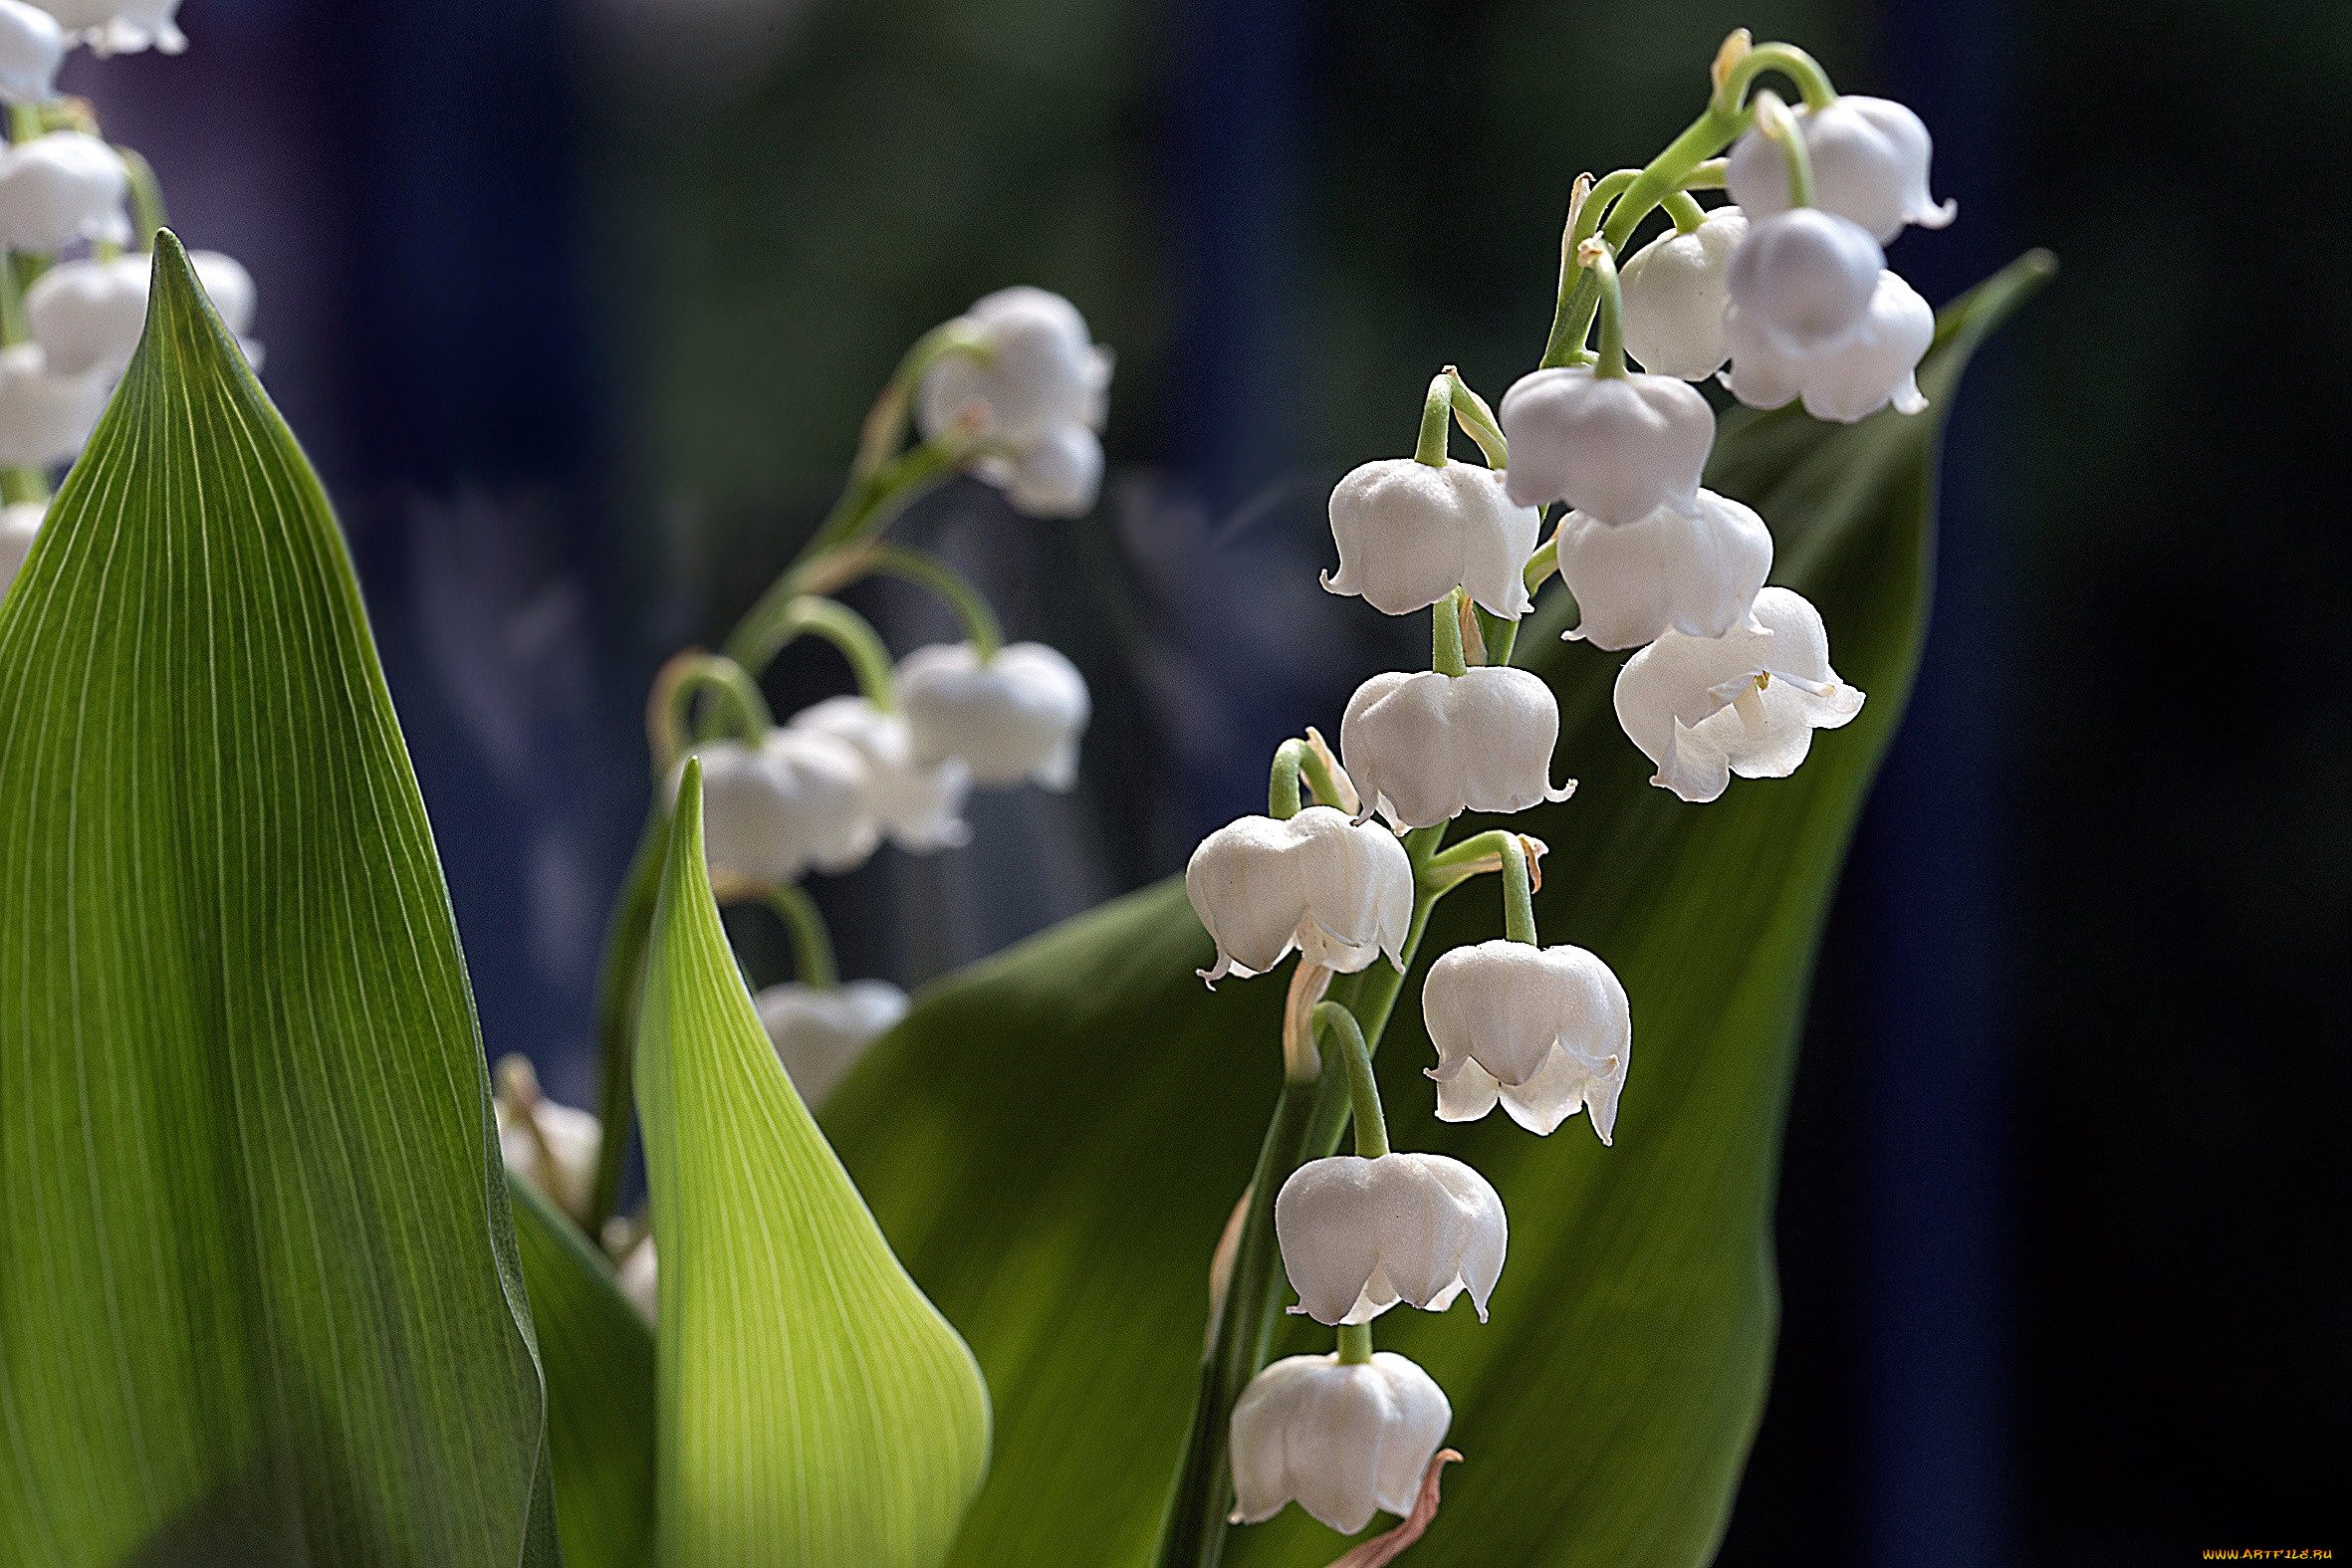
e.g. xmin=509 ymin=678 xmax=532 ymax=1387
xmin=79 ymin=0 xmax=2344 ymax=1559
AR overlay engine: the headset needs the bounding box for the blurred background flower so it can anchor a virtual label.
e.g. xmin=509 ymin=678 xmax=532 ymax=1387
xmin=78 ymin=0 xmax=2343 ymax=1559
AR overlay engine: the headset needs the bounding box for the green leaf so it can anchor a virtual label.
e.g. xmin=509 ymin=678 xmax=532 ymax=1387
xmin=0 ymin=235 xmax=557 ymax=1565
xmin=508 ymin=1174 xmax=656 ymax=1568
xmin=823 ymin=254 xmax=2056 ymax=1567
xmin=635 ymin=763 xmax=992 ymax=1568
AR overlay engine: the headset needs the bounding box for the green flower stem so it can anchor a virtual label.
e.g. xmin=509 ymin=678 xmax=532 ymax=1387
xmin=1413 ymin=373 xmax=1453 ymax=467
xmin=850 ymin=319 xmax=992 ymax=480
xmin=116 ymin=146 xmax=166 ymax=250
xmin=851 ymin=543 xmax=1004 ymax=661
xmin=1582 ymin=242 xmax=1629 ymax=378
xmin=732 ymin=594 xmax=899 ymax=708
xmin=1432 ymin=588 xmax=1471 ymax=677
xmin=647 ymin=651 xmax=773 ymax=777
xmin=6 ymin=103 xmax=36 ymax=142
xmin=1474 ymin=606 xmax=1519 ymax=669
xmin=1269 ymin=736 xmax=1352 ymax=820
xmin=0 ymin=249 xmax=43 ymax=506
xmin=1315 ymin=1002 xmax=1387 ymax=1158
xmin=1420 ymin=827 xmax=1532 ymax=898
xmin=1754 ymin=91 xmax=1816 ymax=207
xmin=764 ymin=883 xmax=839 ymax=990
xmin=1684 ymin=157 xmax=1730 ymax=189
xmin=1525 ymin=529 xmax=1559 ymax=593
xmin=1664 ymin=188 xmax=1709 ymax=233
xmin=1443 ymin=370 xmax=1508 ymax=467
xmin=1334 ymin=1324 xmax=1374 ymax=1366
xmin=587 ymin=809 xmax=671 ymax=1236
xmin=1712 ymin=40 xmax=1836 ymax=115
xmin=1501 ymin=833 xmax=1538 ymax=946
xmin=1538 ymin=169 xmax=1637 ymax=369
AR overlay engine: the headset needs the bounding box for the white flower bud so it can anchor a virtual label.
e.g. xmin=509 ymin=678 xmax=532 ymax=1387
xmin=982 ymin=421 xmax=1102 ymax=519
xmin=0 ymin=132 xmax=129 ymax=252
xmin=1185 ymin=805 xmax=1413 ymax=984
xmin=615 ymin=1235 xmax=658 ymax=1319
xmin=755 ymin=979 xmax=909 ymax=1108
xmin=0 ymin=1 xmax=65 ymax=104
xmin=26 ymin=249 xmax=261 ymax=380
xmin=1725 ymin=95 xmax=1956 ymax=245
xmin=0 ymin=342 xmax=108 ymax=468
xmin=1339 ymin=666 xmax=1571 ymax=831
xmin=0 ymin=500 xmax=40 ymax=597
xmin=1723 ymin=207 xmax=1884 ymax=359
xmin=1230 ymin=1351 xmax=1451 ymax=1534
xmin=1321 ymin=457 xmax=1539 ymax=619
xmin=1556 ymin=488 xmax=1772 ymax=650
xmin=1498 ymin=365 xmax=1715 ymax=525
xmin=1613 ymin=585 xmax=1865 ymax=803
xmin=492 ymin=1055 xmax=601 ymax=1225
xmin=30 ymin=0 xmax=183 ymax=55
xmin=897 ymin=640 xmax=1090 ymax=791
xmin=685 ymin=730 xmax=872 ymax=885
xmin=789 ymin=695 xmax=970 ymax=853
xmin=1619 ymin=204 xmax=1749 ymax=380
xmin=1422 ymin=940 xmax=1630 ymax=1141
xmin=916 ymin=286 xmax=1112 ymax=448
xmin=1275 ymin=1151 xmax=1506 ymax=1325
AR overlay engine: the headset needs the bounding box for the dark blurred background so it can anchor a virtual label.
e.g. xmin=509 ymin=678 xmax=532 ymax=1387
xmin=71 ymin=0 xmax=2344 ymax=1561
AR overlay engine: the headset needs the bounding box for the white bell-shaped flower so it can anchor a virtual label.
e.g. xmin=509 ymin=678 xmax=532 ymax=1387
xmin=492 ymin=1055 xmax=601 ymax=1225
xmin=897 ymin=640 xmax=1090 ymax=791
xmin=685 ymin=729 xmax=871 ymax=885
xmin=1725 ymin=95 xmax=1956 ymax=245
xmin=789 ymin=695 xmax=970 ymax=853
xmin=1185 ymin=805 xmax=1413 ymax=983
xmin=0 ymin=342 xmax=108 ymax=468
xmin=755 ymin=979 xmax=909 ymax=1108
xmin=1727 ymin=270 xmax=1933 ymax=423
xmin=615 ymin=1235 xmax=658 ymax=1319
xmin=30 ymin=0 xmax=183 ymax=54
xmin=1619 ymin=204 xmax=1749 ymax=380
xmin=1498 ymin=365 xmax=1714 ymax=525
xmin=26 ymin=249 xmax=258 ymax=379
xmin=916 ymin=285 xmax=1111 ymax=448
xmin=0 ymin=1 xmax=64 ymax=103
xmin=1230 ymin=1351 xmax=1452 ymax=1534
xmin=1614 ymin=584 xmax=1866 ymax=803
xmin=1275 ymin=1151 xmax=1506 ymax=1325
xmin=981 ymin=420 xmax=1102 ymax=519
xmin=1339 ymin=666 xmax=1571 ymax=831
xmin=1723 ymin=207 xmax=1885 ymax=359
xmin=1556 ymin=488 xmax=1772 ymax=650
xmin=0 ymin=500 xmax=40 ymax=597
xmin=0 ymin=131 xmax=129 ymax=252
xmin=1422 ymin=940 xmax=1631 ymax=1141
xmin=1322 ymin=457 xmax=1539 ymax=619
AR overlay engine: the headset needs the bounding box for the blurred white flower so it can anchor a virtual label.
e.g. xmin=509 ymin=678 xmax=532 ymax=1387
xmin=1339 ymin=666 xmax=1571 ymax=831
xmin=0 ymin=131 xmax=128 ymax=252
xmin=0 ymin=1 xmax=64 ymax=103
xmin=1613 ymin=585 xmax=1865 ymax=803
xmin=789 ymin=695 xmax=969 ymax=853
xmin=1620 ymin=204 xmax=1749 ymax=380
xmin=685 ymin=729 xmax=871 ymax=885
xmin=1555 ymin=488 xmax=1772 ymax=650
xmin=615 ymin=1234 xmax=658 ymax=1320
xmin=492 ymin=1054 xmax=601 ymax=1225
xmin=896 ymin=640 xmax=1089 ymax=791
xmin=0 ymin=342 xmax=108 ymax=468
xmin=1499 ymin=364 xmax=1715 ymax=525
xmin=916 ymin=286 xmax=1110 ymax=448
xmin=1422 ymin=940 xmax=1630 ymax=1141
xmin=1229 ymin=1351 xmax=1451 ymax=1534
xmin=982 ymin=420 xmax=1102 ymax=519
xmin=755 ymin=979 xmax=908 ymax=1108
xmin=28 ymin=0 xmax=181 ymax=54
xmin=1275 ymin=1151 xmax=1506 ymax=1325
xmin=1321 ymin=457 xmax=1540 ymax=618
xmin=1723 ymin=207 xmax=1885 ymax=359
xmin=26 ymin=249 xmax=259 ymax=380
xmin=1 ymin=499 xmax=43 ymax=597
xmin=1726 ymin=94 xmax=1956 ymax=245
xmin=1725 ymin=270 xmax=1933 ymax=423
xmin=1185 ymin=805 xmax=1413 ymax=984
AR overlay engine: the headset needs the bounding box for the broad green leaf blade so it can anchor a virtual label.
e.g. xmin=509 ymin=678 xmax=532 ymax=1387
xmin=509 ymin=1174 xmax=656 ymax=1568
xmin=0 ymin=235 xmax=556 ymax=1565
xmin=635 ymin=764 xmax=992 ymax=1568
xmin=824 ymin=254 xmax=2055 ymax=1568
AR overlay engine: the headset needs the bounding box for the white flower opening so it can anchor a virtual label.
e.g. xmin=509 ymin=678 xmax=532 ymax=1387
xmin=1321 ymin=457 xmax=1540 ymax=618
xmin=1228 ymin=1351 xmax=1452 ymax=1535
xmin=896 ymin=640 xmax=1090 ymax=791
xmin=1619 ymin=204 xmax=1749 ymax=380
xmin=1723 ymin=206 xmax=1886 ymax=359
xmin=1275 ymin=1151 xmax=1507 ymax=1325
xmin=1613 ymin=584 xmax=1866 ymax=803
xmin=1185 ymin=805 xmax=1414 ymax=984
xmin=1556 ymin=488 xmax=1772 ymax=651
xmin=1725 ymin=94 xmax=1956 ymax=245
xmin=1498 ymin=364 xmax=1715 ymax=525
xmin=0 ymin=131 xmax=129 ymax=252
xmin=685 ymin=730 xmax=871 ymax=886
xmin=755 ymin=980 xmax=909 ymax=1109
xmin=1339 ymin=666 xmax=1573 ymax=831
xmin=789 ymin=695 xmax=971 ymax=853
xmin=1422 ymin=940 xmax=1632 ymax=1141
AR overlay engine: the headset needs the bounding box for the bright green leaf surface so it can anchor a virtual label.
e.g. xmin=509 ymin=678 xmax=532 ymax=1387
xmin=824 ymin=255 xmax=2054 ymax=1568
xmin=509 ymin=1174 xmax=656 ymax=1568
xmin=0 ymin=236 xmax=555 ymax=1565
xmin=635 ymin=765 xmax=992 ymax=1568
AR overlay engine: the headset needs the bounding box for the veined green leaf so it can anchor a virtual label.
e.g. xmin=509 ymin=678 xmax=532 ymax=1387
xmin=509 ymin=1174 xmax=656 ymax=1568
xmin=823 ymin=255 xmax=2055 ymax=1567
xmin=0 ymin=236 xmax=556 ymax=1565
xmin=635 ymin=763 xmax=991 ymax=1568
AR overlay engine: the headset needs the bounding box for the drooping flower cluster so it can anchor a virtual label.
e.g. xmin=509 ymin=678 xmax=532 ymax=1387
xmin=1185 ymin=33 xmax=1953 ymax=1547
